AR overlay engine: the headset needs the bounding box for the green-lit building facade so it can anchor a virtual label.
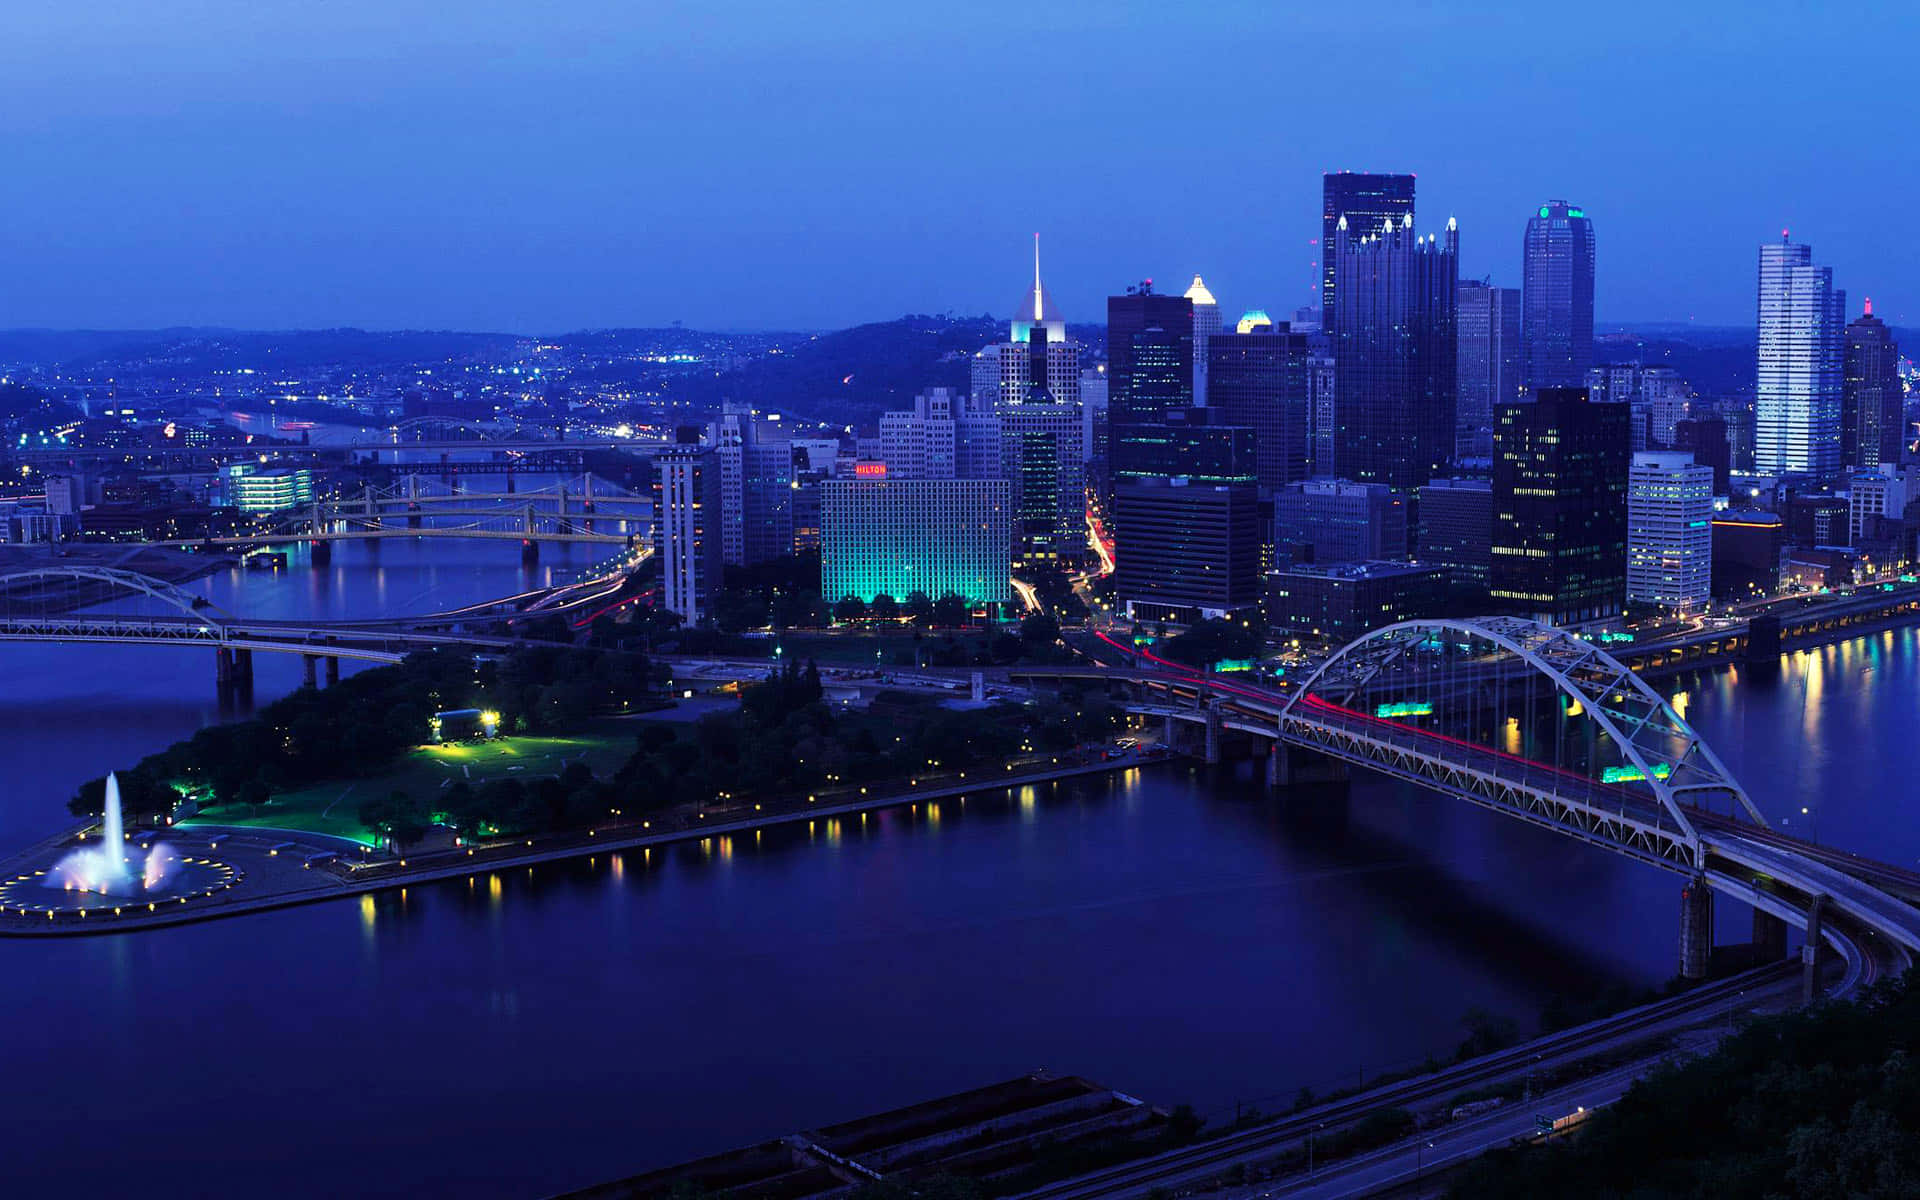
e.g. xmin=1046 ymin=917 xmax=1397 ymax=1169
xmin=820 ymin=475 xmax=1011 ymax=608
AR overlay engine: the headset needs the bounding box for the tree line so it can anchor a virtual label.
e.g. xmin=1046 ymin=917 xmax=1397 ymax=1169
xmin=71 ymin=645 xmax=652 ymax=822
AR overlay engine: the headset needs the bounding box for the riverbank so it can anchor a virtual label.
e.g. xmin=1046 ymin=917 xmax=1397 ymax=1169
xmin=0 ymin=751 xmax=1166 ymax=936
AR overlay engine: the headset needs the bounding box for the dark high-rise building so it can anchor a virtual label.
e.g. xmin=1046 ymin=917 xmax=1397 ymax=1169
xmin=1331 ymin=212 xmax=1459 ymax=491
xmin=1205 ymin=327 xmax=1315 ymax=492
xmin=1322 ymin=172 xmax=1415 ymax=317
xmin=1673 ymin=416 xmax=1732 ymax=493
xmin=1112 ymin=410 xmax=1257 ymax=486
xmin=1521 ymin=201 xmax=1596 ymax=392
xmin=1455 ymin=281 xmax=1520 ymax=459
xmin=1114 ymin=476 xmax=1262 ymax=623
xmin=1105 ymin=288 xmax=1193 ymax=430
xmin=1843 ymin=300 xmax=1902 ymax=470
xmin=1417 ymin=477 xmax=1493 ymax=602
xmin=1272 ymin=479 xmax=1408 ymax=565
xmin=1269 ymin=561 xmax=1453 ymax=643
xmin=1491 ymin=388 xmax=1629 ymax=626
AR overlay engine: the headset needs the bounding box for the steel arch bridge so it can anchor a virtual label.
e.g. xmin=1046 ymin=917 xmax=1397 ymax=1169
xmin=0 ymin=565 xmax=522 ymax=662
xmin=1275 ymin=617 xmax=1764 ymax=871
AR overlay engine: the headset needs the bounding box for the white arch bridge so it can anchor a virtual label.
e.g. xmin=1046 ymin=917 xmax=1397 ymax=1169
xmin=1011 ymin=618 xmax=1920 ymax=989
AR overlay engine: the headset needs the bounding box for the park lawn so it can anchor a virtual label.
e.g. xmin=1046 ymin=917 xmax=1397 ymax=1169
xmin=179 ymin=730 xmax=638 ymax=844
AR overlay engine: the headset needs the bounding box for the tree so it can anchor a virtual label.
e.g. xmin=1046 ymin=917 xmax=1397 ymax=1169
xmin=1019 ymin=610 xmax=1060 ymax=650
xmin=834 ymin=594 xmax=867 ymax=623
xmin=870 ymin=593 xmax=900 ymax=621
xmin=358 ymin=790 xmax=430 ymax=848
xmin=1160 ymin=618 xmax=1262 ymax=668
xmin=905 ymin=590 xmax=934 ymax=626
xmin=932 ymin=592 xmax=970 ymax=628
xmin=237 ymin=777 xmax=271 ymax=814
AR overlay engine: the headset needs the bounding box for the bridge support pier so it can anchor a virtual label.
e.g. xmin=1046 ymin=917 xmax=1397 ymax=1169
xmin=302 ymin=654 xmax=319 ymax=689
xmin=233 ymin=648 xmax=254 ymax=695
xmin=970 ymin=672 xmax=984 ymax=702
xmin=1203 ymin=701 xmax=1222 ymax=766
xmin=520 ymin=538 xmax=540 ymax=564
xmin=215 ymin=647 xmax=233 ymax=689
xmin=310 ymin=539 xmax=332 ymax=565
xmin=1803 ymin=894 xmax=1827 ymax=1003
xmin=325 ymin=656 xmax=340 ymax=686
xmin=1680 ymin=876 xmax=1713 ymax=980
xmin=1753 ymin=908 xmax=1788 ymax=962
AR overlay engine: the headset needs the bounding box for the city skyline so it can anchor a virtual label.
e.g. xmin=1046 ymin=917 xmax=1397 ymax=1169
xmin=0 ymin=1 xmax=1913 ymax=332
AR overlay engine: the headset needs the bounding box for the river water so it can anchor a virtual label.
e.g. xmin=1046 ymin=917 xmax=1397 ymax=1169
xmin=0 ymin=540 xmax=1911 ymax=1198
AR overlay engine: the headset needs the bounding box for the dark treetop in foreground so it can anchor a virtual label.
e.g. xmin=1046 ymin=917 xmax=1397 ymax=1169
xmin=1449 ymin=972 xmax=1920 ymax=1199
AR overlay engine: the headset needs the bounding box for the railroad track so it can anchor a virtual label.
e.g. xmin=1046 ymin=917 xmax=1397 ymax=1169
xmin=1017 ymin=960 xmax=1798 ymax=1200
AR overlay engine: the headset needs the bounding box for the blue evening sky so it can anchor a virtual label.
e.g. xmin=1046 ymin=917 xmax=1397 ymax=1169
xmin=0 ymin=0 xmax=1911 ymax=332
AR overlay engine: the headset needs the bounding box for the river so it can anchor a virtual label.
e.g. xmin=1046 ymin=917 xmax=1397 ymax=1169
xmin=0 ymin=540 xmax=1911 ymax=1197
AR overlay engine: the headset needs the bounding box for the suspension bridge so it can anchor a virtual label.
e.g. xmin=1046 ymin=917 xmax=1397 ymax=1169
xmin=146 ymin=473 xmax=650 ymax=559
xmin=9 ymin=417 xmax=669 ymax=466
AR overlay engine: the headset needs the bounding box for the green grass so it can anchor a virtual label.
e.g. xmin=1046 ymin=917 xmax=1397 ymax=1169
xmin=179 ymin=731 xmax=638 ymax=844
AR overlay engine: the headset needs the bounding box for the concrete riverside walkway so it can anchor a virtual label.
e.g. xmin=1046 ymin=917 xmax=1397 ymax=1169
xmin=0 ymin=752 xmax=1163 ymax=937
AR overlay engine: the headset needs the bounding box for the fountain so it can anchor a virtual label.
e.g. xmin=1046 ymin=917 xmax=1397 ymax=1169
xmin=47 ymin=774 xmax=178 ymax=897
xmin=0 ymin=773 xmax=241 ymax=920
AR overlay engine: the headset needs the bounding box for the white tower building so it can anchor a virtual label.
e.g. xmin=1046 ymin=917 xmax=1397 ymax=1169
xmin=1185 ymin=274 xmax=1220 ymax=406
xmin=1627 ymin=451 xmax=1713 ymax=609
xmin=1756 ymin=236 xmax=1846 ymax=477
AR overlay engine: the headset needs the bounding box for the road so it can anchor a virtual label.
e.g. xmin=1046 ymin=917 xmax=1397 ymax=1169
xmin=1014 ymin=962 xmax=1799 ymax=1200
xmin=1254 ymin=1054 xmax=1670 ymax=1199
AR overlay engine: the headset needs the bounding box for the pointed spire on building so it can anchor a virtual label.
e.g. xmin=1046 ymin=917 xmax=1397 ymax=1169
xmin=1032 ymin=232 xmax=1043 ymax=322
xmin=1008 ymin=235 xmax=1064 ymax=344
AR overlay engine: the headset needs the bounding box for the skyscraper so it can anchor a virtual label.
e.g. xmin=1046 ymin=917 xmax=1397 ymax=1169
xmin=1520 ymin=201 xmax=1596 ymax=391
xmin=1185 ymin=275 xmax=1221 ymax=407
xmin=999 ymin=400 xmax=1084 ymax=565
xmin=655 ymin=442 xmax=723 ymax=625
xmin=1843 ymin=299 xmax=1902 ymax=471
xmin=1322 ymin=172 xmax=1415 ymax=317
xmin=1330 ymin=212 xmax=1459 ymax=490
xmin=879 ymin=388 xmax=1001 ymax=481
xmin=1492 ymin=388 xmax=1629 ymax=626
xmin=1105 ymin=287 xmax=1193 ymax=430
xmin=1113 ymin=476 xmax=1262 ymax=623
xmin=713 ymin=409 xmax=795 ymax=567
xmin=1756 ymin=235 xmax=1846 ymax=477
xmin=1627 ymin=451 xmax=1713 ymax=610
xmin=1456 ymin=280 xmax=1520 ymax=459
xmin=1205 ymin=325 xmax=1314 ymax=492
xmin=972 ymin=236 xmax=1081 ymax=409
xmin=1417 ymin=478 xmax=1494 ymax=602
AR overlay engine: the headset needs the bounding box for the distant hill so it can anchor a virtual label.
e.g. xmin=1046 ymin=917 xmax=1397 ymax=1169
xmin=660 ymin=315 xmax=999 ymax=427
xmin=662 ymin=315 xmax=1110 ymax=428
xmin=0 ymin=328 xmax=525 ymax=373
